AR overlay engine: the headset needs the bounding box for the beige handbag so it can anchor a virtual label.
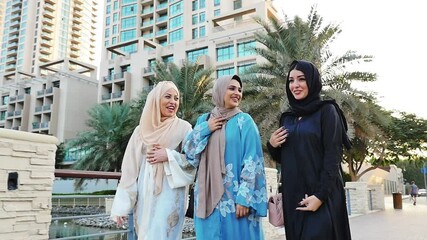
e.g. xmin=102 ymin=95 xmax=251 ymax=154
xmin=268 ymin=193 xmax=284 ymax=227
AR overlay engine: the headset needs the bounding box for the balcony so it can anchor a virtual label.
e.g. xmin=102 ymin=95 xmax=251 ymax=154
xmin=9 ymin=27 xmax=19 ymax=35
xmin=41 ymin=34 xmax=53 ymax=40
xmin=72 ymin=24 xmax=82 ymax=31
xmin=44 ymin=2 xmax=55 ymax=12
xmin=10 ymin=20 xmax=20 ymax=28
xmin=112 ymin=91 xmax=123 ymax=99
xmin=11 ymin=13 xmax=21 ymax=21
xmin=40 ymin=122 xmax=50 ymax=129
xmin=42 ymin=17 xmax=53 ymax=26
xmin=41 ymin=39 xmax=52 ymax=47
xmin=101 ymin=93 xmax=112 ymax=101
xmin=156 ymin=16 xmax=168 ymax=23
xmin=40 ymin=47 xmax=51 ymax=55
xmin=43 ymin=9 xmax=54 ymax=19
xmin=42 ymin=25 xmax=54 ymax=34
xmin=72 ymin=30 xmax=81 ymax=38
xmin=32 ymin=122 xmax=40 ymax=129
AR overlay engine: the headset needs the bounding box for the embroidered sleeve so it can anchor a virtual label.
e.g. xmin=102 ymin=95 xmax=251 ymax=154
xmin=182 ymin=113 xmax=212 ymax=168
xmin=235 ymin=114 xmax=268 ymax=217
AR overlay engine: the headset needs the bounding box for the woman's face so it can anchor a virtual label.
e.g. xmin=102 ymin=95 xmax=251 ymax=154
xmin=289 ymin=69 xmax=309 ymax=100
xmin=223 ymin=79 xmax=242 ymax=109
xmin=160 ymin=88 xmax=179 ymax=119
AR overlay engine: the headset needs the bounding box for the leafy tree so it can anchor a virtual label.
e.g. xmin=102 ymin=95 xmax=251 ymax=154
xmin=150 ymin=60 xmax=215 ymax=125
xmin=243 ymin=6 xmax=390 ymax=177
xmin=55 ymin=142 xmax=65 ymax=169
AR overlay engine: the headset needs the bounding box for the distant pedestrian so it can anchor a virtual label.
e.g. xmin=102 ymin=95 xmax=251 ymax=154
xmin=410 ymin=181 xmax=419 ymax=205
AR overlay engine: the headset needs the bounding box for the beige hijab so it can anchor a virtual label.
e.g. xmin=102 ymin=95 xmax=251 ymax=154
xmin=124 ymin=81 xmax=188 ymax=195
xmin=196 ymin=75 xmax=242 ymax=218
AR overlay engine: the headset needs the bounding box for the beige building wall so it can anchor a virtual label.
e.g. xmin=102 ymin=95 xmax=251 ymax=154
xmin=0 ymin=128 xmax=58 ymax=240
xmin=99 ymin=0 xmax=280 ymax=104
xmin=0 ymin=0 xmax=98 ymax=80
xmin=0 ymin=58 xmax=98 ymax=143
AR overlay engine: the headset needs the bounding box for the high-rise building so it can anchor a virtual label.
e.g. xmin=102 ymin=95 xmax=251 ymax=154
xmin=99 ymin=0 xmax=280 ymax=105
xmin=0 ymin=1 xmax=4 ymax=47
xmin=0 ymin=0 xmax=101 ymax=142
xmin=0 ymin=58 xmax=98 ymax=143
xmin=0 ymin=0 xmax=98 ymax=80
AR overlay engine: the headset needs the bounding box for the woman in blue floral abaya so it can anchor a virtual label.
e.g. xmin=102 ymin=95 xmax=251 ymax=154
xmin=183 ymin=75 xmax=268 ymax=239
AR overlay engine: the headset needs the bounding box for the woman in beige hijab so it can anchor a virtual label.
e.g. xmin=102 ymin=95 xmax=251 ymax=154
xmin=110 ymin=81 xmax=195 ymax=239
xmin=183 ymin=75 xmax=268 ymax=239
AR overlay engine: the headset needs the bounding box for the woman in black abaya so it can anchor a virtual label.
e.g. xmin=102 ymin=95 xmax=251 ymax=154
xmin=267 ymin=60 xmax=352 ymax=240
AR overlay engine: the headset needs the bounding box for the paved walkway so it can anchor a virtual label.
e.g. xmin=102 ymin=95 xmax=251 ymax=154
xmin=270 ymin=195 xmax=427 ymax=240
xmin=350 ymin=195 xmax=427 ymax=240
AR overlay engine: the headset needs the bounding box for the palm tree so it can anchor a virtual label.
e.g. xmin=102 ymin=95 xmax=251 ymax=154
xmin=243 ymin=6 xmax=390 ymax=177
xmin=67 ymin=103 xmax=135 ymax=172
xmin=150 ymin=60 xmax=215 ymax=125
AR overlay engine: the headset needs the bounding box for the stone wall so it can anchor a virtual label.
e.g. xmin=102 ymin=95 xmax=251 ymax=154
xmin=0 ymin=129 xmax=58 ymax=240
xmin=345 ymin=182 xmax=384 ymax=215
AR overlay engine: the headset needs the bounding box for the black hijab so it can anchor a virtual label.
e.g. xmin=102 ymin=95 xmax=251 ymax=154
xmin=285 ymin=60 xmax=323 ymax=116
xmin=283 ymin=60 xmax=352 ymax=150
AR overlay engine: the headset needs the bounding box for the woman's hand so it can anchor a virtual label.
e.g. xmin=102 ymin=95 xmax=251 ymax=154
xmin=116 ymin=216 xmax=125 ymax=228
xmin=208 ymin=116 xmax=227 ymax=132
xmin=235 ymin=204 xmax=250 ymax=218
xmin=147 ymin=144 xmax=168 ymax=164
xmin=296 ymin=194 xmax=323 ymax=212
xmin=269 ymin=127 xmax=288 ymax=148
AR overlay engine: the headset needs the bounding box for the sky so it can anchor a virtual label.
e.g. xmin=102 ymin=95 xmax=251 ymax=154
xmin=273 ymin=0 xmax=427 ymax=119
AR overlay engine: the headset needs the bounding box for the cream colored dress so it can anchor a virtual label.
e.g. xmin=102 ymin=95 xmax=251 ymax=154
xmin=110 ymin=126 xmax=195 ymax=240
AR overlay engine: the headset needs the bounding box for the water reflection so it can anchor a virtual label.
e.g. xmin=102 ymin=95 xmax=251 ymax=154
xmin=49 ymin=219 xmax=126 ymax=240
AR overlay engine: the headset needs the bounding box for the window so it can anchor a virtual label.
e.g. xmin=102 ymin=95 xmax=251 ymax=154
xmin=121 ymin=4 xmax=136 ymax=17
xmin=214 ymin=9 xmax=220 ymax=16
xmin=216 ymin=45 xmax=234 ymax=61
xmin=233 ymin=0 xmax=242 ymax=10
xmin=192 ymin=0 xmax=198 ymax=11
xmin=121 ymin=17 xmax=136 ymax=29
xmin=106 ymin=5 xmax=111 ymax=14
xmin=24 ymin=87 xmax=31 ymax=94
xmin=0 ymin=111 xmax=5 ymax=121
xmin=122 ymin=43 xmax=137 ymax=53
xmin=169 ymin=29 xmax=183 ymax=43
xmin=122 ymin=0 xmax=137 ymax=4
xmin=112 ymin=37 xmax=117 ymax=44
xmin=199 ymin=0 xmax=206 ymax=9
xmin=238 ymin=63 xmax=255 ymax=74
xmin=217 ymin=67 xmax=235 ymax=77
xmin=112 ymin=25 xmax=118 ymax=34
xmin=121 ymin=64 xmax=131 ymax=72
xmin=53 ymin=81 xmax=60 ymax=88
xmin=170 ymin=1 xmax=183 ymax=15
xmin=192 ymin=28 xmax=198 ymax=39
xmin=214 ymin=0 xmax=220 ymax=7
xmin=199 ymin=12 xmax=205 ymax=22
xmin=199 ymin=26 xmax=206 ymax=37
xmin=237 ymin=40 xmax=256 ymax=57
xmin=162 ymin=55 xmax=174 ymax=63
xmin=1 ymin=95 xmax=9 ymax=105
xmin=105 ymin=28 xmax=110 ymax=38
xmin=120 ymin=29 xmax=136 ymax=41
xmin=187 ymin=47 xmax=208 ymax=63
xmin=170 ymin=15 xmax=183 ymax=29
xmin=114 ymin=1 xmax=119 ymax=9
xmin=192 ymin=14 xmax=198 ymax=25
xmin=106 ymin=16 xmax=111 ymax=26
xmin=113 ymin=13 xmax=118 ymax=22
